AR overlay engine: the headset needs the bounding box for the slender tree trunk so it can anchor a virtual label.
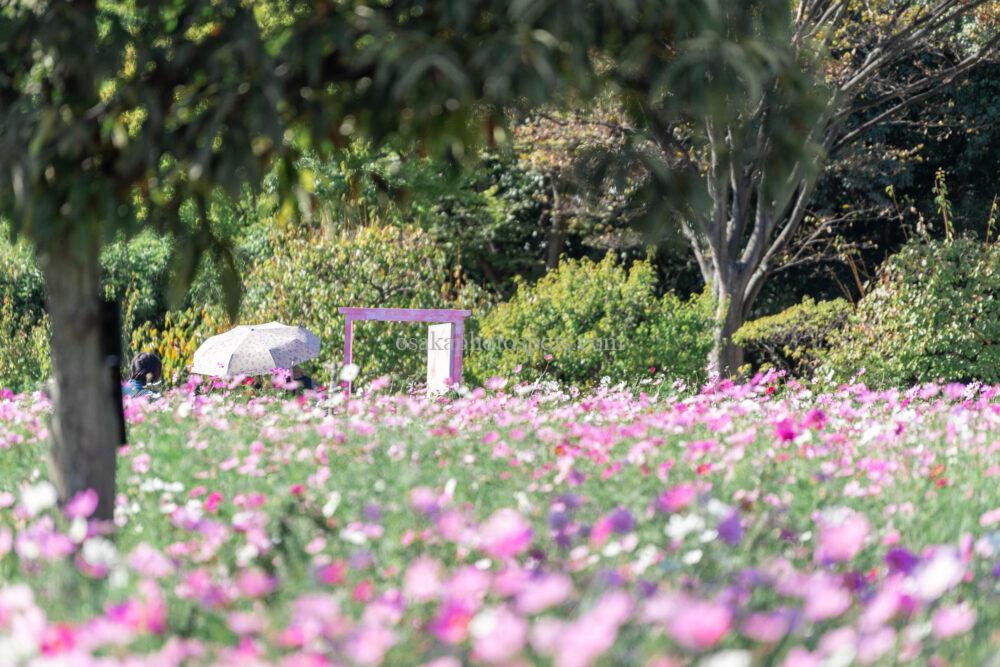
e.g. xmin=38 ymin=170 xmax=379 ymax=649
xmin=41 ymin=232 xmax=119 ymax=521
xmin=546 ymin=223 xmax=566 ymax=270
xmin=709 ymin=278 xmax=747 ymax=377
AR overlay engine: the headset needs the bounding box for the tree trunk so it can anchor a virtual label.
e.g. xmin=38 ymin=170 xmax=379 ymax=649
xmin=41 ymin=233 xmax=120 ymax=521
xmin=546 ymin=218 xmax=566 ymax=270
xmin=709 ymin=281 xmax=746 ymax=377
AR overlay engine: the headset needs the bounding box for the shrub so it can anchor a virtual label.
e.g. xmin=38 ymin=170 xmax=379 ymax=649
xmin=130 ymin=307 xmax=229 ymax=385
xmin=466 ymin=254 xmax=712 ymax=386
xmin=823 ymin=238 xmax=1000 ymax=387
xmin=0 ymin=296 xmax=50 ymax=393
xmin=0 ymin=234 xmax=46 ymax=320
xmin=734 ymin=297 xmax=851 ymax=377
xmin=101 ymin=231 xmax=173 ymax=327
xmin=242 ymin=224 xmax=482 ymax=385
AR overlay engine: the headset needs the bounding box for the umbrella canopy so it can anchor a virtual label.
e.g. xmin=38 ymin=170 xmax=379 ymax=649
xmin=191 ymin=322 xmax=320 ymax=378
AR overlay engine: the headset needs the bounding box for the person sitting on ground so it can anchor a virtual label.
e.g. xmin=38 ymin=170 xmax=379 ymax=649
xmin=292 ymin=365 xmax=314 ymax=393
xmin=123 ymin=352 xmax=163 ymax=399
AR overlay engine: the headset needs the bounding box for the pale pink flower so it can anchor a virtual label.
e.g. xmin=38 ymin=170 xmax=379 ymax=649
xmin=803 ymin=575 xmax=852 ymax=621
xmin=666 ymin=600 xmax=732 ymax=651
xmin=740 ymin=611 xmax=789 ymax=643
xmin=553 ymin=591 xmax=632 ymax=667
xmin=472 ymin=606 xmax=528 ymax=663
xmin=815 ymin=509 xmax=870 ymax=563
xmin=404 ymin=557 xmax=443 ymax=602
xmin=237 ymin=569 xmax=277 ymax=599
xmin=127 ymin=543 xmax=175 ymax=579
xmin=479 ymin=509 xmax=533 ymax=558
xmin=782 ymin=647 xmax=823 ymax=667
xmin=912 ymin=547 xmax=965 ymax=601
xmin=516 ymin=573 xmax=573 ymax=614
xmin=857 ymin=627 xmax=896 ymax=664
xmin=931 ymin=603 xmax=977 ymax=638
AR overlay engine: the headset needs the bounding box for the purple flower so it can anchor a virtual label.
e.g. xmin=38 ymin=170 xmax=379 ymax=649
xmin=885 ymin=547 xmax=919 ymax=575
xmin=549 ymin=511 xmax=570 ymax=531
xmin=717 ymin=511 xmax=743 ymax=546
xmin=609 ymin=508 xmax=634 ymax=534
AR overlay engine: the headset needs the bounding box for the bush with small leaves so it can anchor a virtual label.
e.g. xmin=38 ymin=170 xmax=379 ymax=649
xmin=0 ymin=297 xmax=50 ymax=393
xmin=242 ymin=224 xmax=485 ymax=387
xmin=734 ymin=297 xmax=851 ymax=377
xmin=467 ymin=254 xmax=712 ymax=386
xmin=823 ymin=238 xmax=1000 ymax=387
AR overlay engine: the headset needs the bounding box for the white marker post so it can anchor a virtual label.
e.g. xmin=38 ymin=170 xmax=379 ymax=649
xmin=426 ymin=323 xmax=453 ymax=395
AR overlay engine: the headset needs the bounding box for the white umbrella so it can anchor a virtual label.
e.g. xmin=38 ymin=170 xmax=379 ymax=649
xmin=191 ymin=322 xmax=320 ymax=377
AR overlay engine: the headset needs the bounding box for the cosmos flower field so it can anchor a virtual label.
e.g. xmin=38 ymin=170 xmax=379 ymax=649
xmin=1 ymin=371 xmax=999 ymax=666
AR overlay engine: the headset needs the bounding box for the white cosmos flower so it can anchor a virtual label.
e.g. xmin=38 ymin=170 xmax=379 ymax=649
xmin=698 ymin=650 xmax=752 ymax=667
xmin=339 ymin=364 xmax=360 ymax=382
xmin=82 ymin=538 xmax=119 ymax=569
xmin=21 ymin=481 xmax=57 ymax=516
xmin=665 ymin=513 xmax=705 ymax=541
xmin=911 ymin=548 xmax=964 ymax=601
xmin=322 ymin=491 xmax=342 ymax=518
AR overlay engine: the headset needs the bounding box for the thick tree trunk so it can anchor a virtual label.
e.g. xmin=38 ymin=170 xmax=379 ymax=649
xmin=41 ymin=234 xmax=120 ymax=521
xmin=709 ymin=282 xmax=747 ymax=378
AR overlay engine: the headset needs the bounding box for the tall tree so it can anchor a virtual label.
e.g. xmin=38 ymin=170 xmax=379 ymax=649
xmin=613 ymin=0 xmax=999 ymax=374
xmin=0 ymin=0 xmax=793 ymax=517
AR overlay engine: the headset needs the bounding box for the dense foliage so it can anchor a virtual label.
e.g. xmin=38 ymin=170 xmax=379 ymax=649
xmin=0 ymin=297 xmax=50 ymax=394
xmin=734 ymin=297 xmax=852 ymax=377
xmin=824 ymin=238 xmax=1000 ymax=387
xmin=468 ymin=254 xmax=712 ymax=386
xmin=242 ymin=224 xmax=487 ymax=386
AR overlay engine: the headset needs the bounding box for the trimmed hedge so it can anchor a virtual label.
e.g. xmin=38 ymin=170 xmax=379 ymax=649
xmin=734 ymin=297 xmax=851 ymax=377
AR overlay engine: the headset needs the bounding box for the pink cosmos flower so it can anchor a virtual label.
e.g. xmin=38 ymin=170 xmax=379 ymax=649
xmin=782 ymin=647 xmax=823 ymax=667
xmin=932 ymin=603 xmax=977 ymax=638
xmin=857 ymin=627 xmax=897 ymax=664
xmin=205 ymin=491 xmax=224 ymax=513
xmin=657 ymin=484 xmax=696 ymax=513
xmin=40 ymin=623 xmax=76 ymax=656
xmin=65 ymin=489 xmax=98 ymax=519
xmin=429 ymin=600 xmax=474 ymax=644
xmin=666 ymin=600 xmax=732 ymax=651
xmin=552 ymin=591 xmax=632 ymax=667
xmin=472 ymin=606 xmax=528 ymax=664
xmin=316 ymin=560 xmax=347 ymax=586
xmin=345 ymin=624 xmax=397 ymax=665
xmin=773 ymin=417 xmax=798 ymax=442
xmin=237 ymin=569 xmax=277 ymax=599
xmin=404 ymin=557 xmax=443 ymax=602
xmin=815 ymin=509 xmax=870 ymax=563
xmin=132 ymin=453 xmax=151 ymax=474
xmin=127 ymin=543 xmax=175 ymax=579
xmin=479 ymin=509 xmax=533 ymax=559
xmin=516 ymin=573 xmax=573 ymax=614
xmin=803 ymin=575 xmax=852 ymax=621
xmin=740 ymin=611 xmax=790 ymax=643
